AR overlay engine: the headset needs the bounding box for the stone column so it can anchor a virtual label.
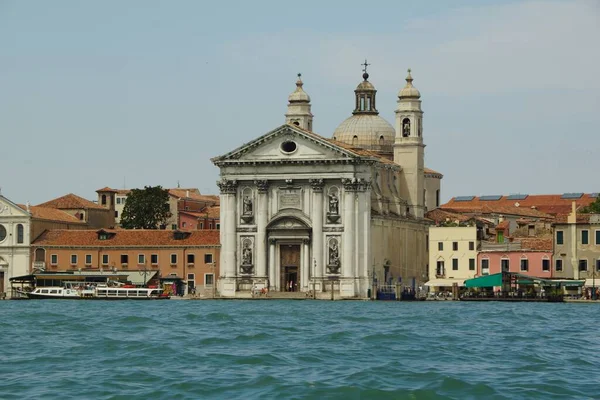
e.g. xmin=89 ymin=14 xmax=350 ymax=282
xmin=217 ymin=179 xmax=238 ymax=279
xmin=309 ymin=179 xmax=324 ymax=279
xmin=342 ymin=179 xmax=357 ymax=278
xmin=255 ymin=180 xmax=269 ymax=280
xmin=268 ymin=238 xmax=276 ymax=290
xmin=303 ymin=238 xmax=310 ymax=290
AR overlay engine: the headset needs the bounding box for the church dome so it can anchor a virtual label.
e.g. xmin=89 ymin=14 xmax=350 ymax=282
xmin=398 ymin=69 xmax=421 ymax=99
xmin=333 ymin=114 xmax=395 ymax=152
xmin=332 ymin=66 xmax=395 ymax=155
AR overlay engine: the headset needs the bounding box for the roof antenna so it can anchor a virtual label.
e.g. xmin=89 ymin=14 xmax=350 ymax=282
xmin=177 ymin=180 xmax=181 ymax=188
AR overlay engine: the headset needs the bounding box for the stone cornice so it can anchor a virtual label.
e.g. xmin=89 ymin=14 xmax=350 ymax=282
xmin=342 ymin=178 xmax=372 ymax=192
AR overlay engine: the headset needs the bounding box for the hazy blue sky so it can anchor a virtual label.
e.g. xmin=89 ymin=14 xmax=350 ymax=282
xmin=1 ymin=0 xmax=598 ymax=205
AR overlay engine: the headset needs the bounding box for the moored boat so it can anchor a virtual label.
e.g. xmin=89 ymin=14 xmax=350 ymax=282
xmin=21 ymin=283 xmax=169 ymax=300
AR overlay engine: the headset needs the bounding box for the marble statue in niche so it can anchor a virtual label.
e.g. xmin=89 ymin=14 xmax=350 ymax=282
xmin=240 ymin=239 xmax=254 ymax=274
xmin=327 ymin=238 xmax=341 ymax=274
xmin=326 ymin=187 xmax=341 ymax=223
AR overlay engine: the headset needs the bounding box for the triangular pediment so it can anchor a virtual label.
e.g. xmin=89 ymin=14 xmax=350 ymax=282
xmin=0 ymin=196 xmax=31 ymax=218
xmin=212 ymin=124 xmax=364 ymax=165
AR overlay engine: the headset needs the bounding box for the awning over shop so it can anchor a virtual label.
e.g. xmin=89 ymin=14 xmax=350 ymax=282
xmin=465 ymin=273 xmax=503 ymax=288
xmin=424 ymin=279 xmax=465 ymax=287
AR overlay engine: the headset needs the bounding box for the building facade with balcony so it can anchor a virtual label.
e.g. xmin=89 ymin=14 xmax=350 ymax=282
xmin=478 ymin=238 xmax=553 ymax=278
xmin=426 ymin=226 xmax=478 ymax=292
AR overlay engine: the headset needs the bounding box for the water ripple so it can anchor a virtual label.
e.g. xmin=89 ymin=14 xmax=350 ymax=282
xmin=1 ymin=301 xmax=599 ymax=399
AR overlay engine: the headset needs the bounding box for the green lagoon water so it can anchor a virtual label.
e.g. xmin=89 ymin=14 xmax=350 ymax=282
xmin=0 ymin=300 xmax=598 ymax=399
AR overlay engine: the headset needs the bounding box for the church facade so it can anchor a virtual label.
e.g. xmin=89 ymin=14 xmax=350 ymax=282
xmin=212 ymin=68 xmax=442 ymax=298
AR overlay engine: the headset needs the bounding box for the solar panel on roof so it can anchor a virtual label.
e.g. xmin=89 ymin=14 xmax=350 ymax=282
xmin=561 ymin=193 xmax=583 ymax=199
xmin=590 ymin=193 xmax=599 ymax=198
xmin=480 ymin=195 xmax=502 ymax=201
xmin=506 ymin=194 xmax=528 ymax=200
xmin=454 ymin=196 xmax=475 ymax=202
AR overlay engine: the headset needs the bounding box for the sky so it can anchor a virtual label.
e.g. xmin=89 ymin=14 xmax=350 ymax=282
xmin=1 ymin=0 xmax=599 ymax=205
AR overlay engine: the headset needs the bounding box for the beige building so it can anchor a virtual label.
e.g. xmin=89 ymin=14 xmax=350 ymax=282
xmin=212 ymin=68 xmax=442 ymax=298
xmin=426 ymin=226 xmax=478 ymax=292
xmin=553 ymin=203 xmax=600 ymax=285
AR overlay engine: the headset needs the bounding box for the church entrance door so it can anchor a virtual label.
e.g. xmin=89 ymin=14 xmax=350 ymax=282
xmin=280 ymin=244 xmax=300 ymax=292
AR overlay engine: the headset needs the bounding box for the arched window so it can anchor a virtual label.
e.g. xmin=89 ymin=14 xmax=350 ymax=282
xmin=101 ymin=195 xmax=107 ymax=205
xmin=17 ymin=224 xmax=24 ymax=244
xmin=402 ymin=118 xmax=411 ymax=137
xmin=293 ymin=121 xmax=299 ymax=126
xmin=366 ymin=97 xmax=371 ymax=110
xmin=360 ymin=97 xmax=365 ymax=111
xmin=352 ymin=135 xmax=358 ymax=146
xmin=379 ymin=135 xmax=384 ymax=146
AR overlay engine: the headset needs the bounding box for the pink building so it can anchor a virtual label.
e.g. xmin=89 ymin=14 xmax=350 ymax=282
xmin=478 ymin=238 xmax=553 ymax=278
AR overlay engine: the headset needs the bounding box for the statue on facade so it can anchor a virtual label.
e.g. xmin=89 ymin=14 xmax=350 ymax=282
xmin=243 ymin=196 xmax=253 ymax=215
xmin=328 ymin=239 xmax=340 ymax=274
xmin=242 ymin=242 xmax=253 ymax=265
xmin=328 ymin=193 xmax=339 ymax=215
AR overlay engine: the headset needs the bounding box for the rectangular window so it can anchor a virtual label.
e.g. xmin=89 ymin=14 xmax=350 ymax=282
xmin=85 ymin=254 xmax=92 ymax=265
xmin=452 ymin=259 xmax=458 ymax=271
xmin=520 ymin=259 xmax=529 ymax=272
xmin=436 ymin=261 xmax=445 ymax=277
xmin=116 ymin=198 xmax=121 ymax=204
xmin=204 ymin=253 xmax=213 ymax=264
xmin=209 ymin=223 xmax=213 ymax=229
xmin=579 ymin=259 xmax=588 ymax=272
xmin=469 ymin=241 xmax=474 ymax=251
xmin=556 ymin=231 xmax=564 ymax=245
xmin=171 ymin=224 xmax=177 ymax=230
xmin=115 ymin=211 xmax=119 ymax=218
xmin=216 ymin=223 xmax=220 ymax=230
xmin=481 ymin=259 xmax=489 ymax=275
xmin=469 ymin=258 xmax=475 ymax=271
xmin=438 ymin=242 xmax=443 ymax=251
xmin=542 ymin=259 xmax=550 ymax=271
xmin=170 ymin=254 xmax=177 ymax=264
xmin=501 ymin=259 xmax=510 ymax=272
xmin=70 ymin=254 xmax=77 ymax=265
xmin=138 ymin=254 xmax=145 ymax=264
xmin=205 ymin=274 xmax=214 ymax=286
xmin=452 ymin=242 xmax=458 ymax=251
xmin=121 ymin=254 xmax=128 ymax=265
xmin=596 ymin=230 xmax=600 ymax=245
xmin=597 ymin=260 xmax=600 ymax=272
xmin=187 ymin=254 xmax=195 ymax=264
xmin=200 ymin=222 xmax=204 ymax=229
xmin=102 ymin=254 xmax=109 ymax=265
xmin=426 ymin=235 xmax=429 ymax=251
xmin=151 ymin=254 xmax=158 ymax=265
xmin=582 ymin=230 xmax=589 ymax=245
xmin=51 ymin=254 xmax=58 ymax=265
xmin=555 ymin=259 xmax=563 ymax=272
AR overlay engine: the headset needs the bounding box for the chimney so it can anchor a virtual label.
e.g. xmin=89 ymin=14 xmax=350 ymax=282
xmin=186 ymin=190 xmax=190 ymax=198
xmin=567 ymin=201 xmax=577 ymax=224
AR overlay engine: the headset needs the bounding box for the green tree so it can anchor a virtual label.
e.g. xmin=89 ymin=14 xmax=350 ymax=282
xmin=120 ymin=186 xmax=171 ymax=229
xmin=580 ymin=195 xmax=600 ymax=213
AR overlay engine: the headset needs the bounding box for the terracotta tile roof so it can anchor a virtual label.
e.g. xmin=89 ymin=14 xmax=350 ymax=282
xmin=496 ymin=220 xmax=510 ymax=230
xmin=115 ymin=189 xmax=131 ymax=195
xmin=518 ymin=238 xmax=553 ymax=251
xmin=425 ymin=208 xmax=471 ymax=223
xmin=442 ymin=204 xmax=553 ymax=219
xmin=442 ymin=194 xmax=596 ymax=216
xmin=96 ymin=187 xmax=118 ymax=193
xmin=18 ymin=205 xmax=86 ymax=224
xmin=424 ymin=168 xmax=443 ymax=177
xmin=554 ymin=213 xmax=600 ymax=224
xmin=169 ymin=189 xmax=219 ymax=203
xmin=180 ymin=206 xmax=220 ymax=219
xmin=37 ymin=193 xmax=106 ymax=210
xmin=32 ymin=229 xmax=220 ymax=247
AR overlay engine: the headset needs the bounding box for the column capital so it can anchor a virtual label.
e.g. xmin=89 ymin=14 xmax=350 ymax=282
xmin=254 ymin=179 xmax=270 ymax=194
xmin=309 ymin=178 xmax=324 ymax=192
xmin=342 ymin=178 xmax=371 ymax=192
xmin=217 ymin=179 xmax=238 ymax=194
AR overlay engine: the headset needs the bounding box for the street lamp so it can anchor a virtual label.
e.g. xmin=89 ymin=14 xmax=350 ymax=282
xmin=212 ymin=261 xmax=217 ymax=298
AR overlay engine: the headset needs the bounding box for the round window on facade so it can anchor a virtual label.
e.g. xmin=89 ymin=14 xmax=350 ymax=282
xmin=0 ymin=225 xmax=6 ymax=242
xmin=280 ymin=140 xmax=297 ymax=154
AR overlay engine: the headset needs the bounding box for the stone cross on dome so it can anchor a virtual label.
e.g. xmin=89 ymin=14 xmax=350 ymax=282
xmin=361 ymin=59 xmax=371 ymax=80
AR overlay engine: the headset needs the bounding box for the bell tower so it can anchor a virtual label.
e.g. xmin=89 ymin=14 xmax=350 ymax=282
xmin=394 ymin=69 xmax=425 ymax=218
xmin=285 ymin=73 xmax=313 ymax=131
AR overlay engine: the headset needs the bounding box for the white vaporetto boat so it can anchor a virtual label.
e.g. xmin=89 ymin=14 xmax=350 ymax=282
xmin=22 ymin=282 xmax=169 ymax=300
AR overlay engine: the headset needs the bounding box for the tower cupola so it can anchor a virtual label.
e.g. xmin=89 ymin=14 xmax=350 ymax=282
xmin=285 ymin=73 xmax=313 ymax=131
